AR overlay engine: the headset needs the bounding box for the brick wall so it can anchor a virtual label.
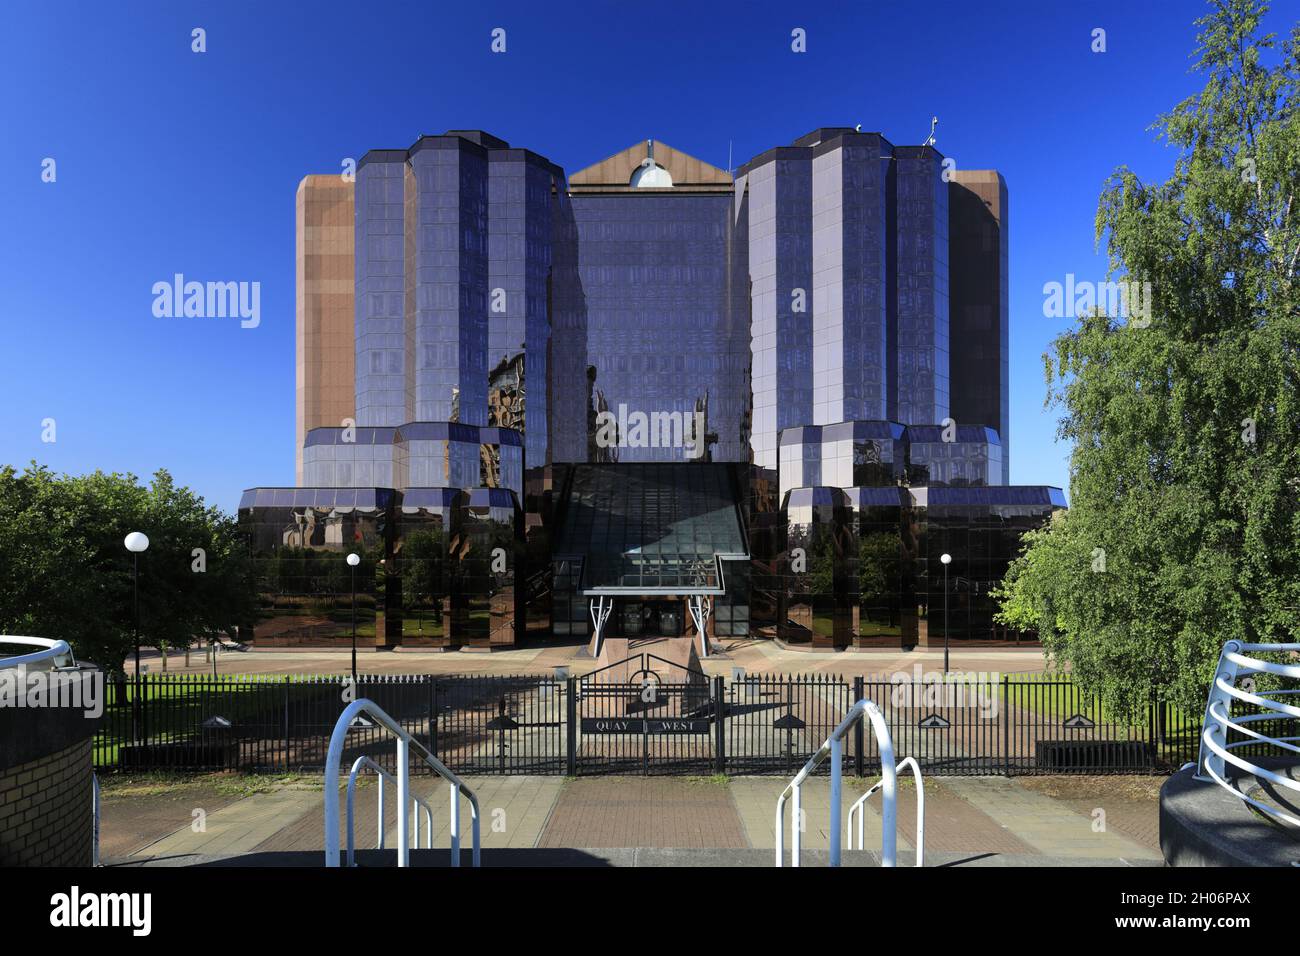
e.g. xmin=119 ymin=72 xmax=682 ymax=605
xmin=0 ymin=738 xmax=94 ymax=866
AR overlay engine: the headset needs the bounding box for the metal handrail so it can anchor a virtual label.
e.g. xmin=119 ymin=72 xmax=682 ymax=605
xmin=0 ymin=635 xmax=75 ymax=670
xmin=1196 ymin=641 xmax=1300 ymax=830
xmin=345 ymin=755 xmax=436 ymax=867
xmin=847 ymin=755 xmax=924 ymax=866
xmin=324 ymin=698 xmax=481 ymax=868
xmin=775 ymin=698 xmax=917 ymax=867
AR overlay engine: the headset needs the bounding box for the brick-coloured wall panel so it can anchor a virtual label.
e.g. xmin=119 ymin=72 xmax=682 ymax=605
xmin=0 ymin=739 xmax=93 ymax=866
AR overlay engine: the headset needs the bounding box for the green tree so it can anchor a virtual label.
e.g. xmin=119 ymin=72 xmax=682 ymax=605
xmin=0 ymin=463 xmax=256 ymax=674
xmin=399 ymin=527 xmax=446 ymax=626
xmin=995 ymin=0 xmax=1300 ymax=718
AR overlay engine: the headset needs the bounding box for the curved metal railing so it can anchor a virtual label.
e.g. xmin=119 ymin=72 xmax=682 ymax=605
xmin=0 ymin=636 xmax=75 ymax=671
xmin=775 ymin=698 xmax=923 ymax=867
xmin=847 ymin=755 xmax=924 ymax=866
xmin=1196 ymin=641 xmax=1300 ymax=829
xmin=345 ymin=755 xmax=437 ymax=867
xmin=324 ymin=699 xmax=481 ymax=868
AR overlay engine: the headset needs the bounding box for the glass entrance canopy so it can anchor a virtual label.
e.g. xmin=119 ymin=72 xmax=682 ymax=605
xmin=555 ymin=463 xmax=748 ymax=594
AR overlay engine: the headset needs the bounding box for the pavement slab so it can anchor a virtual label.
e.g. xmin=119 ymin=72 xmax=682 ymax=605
xmin=128 ymin=787 xmax=322 ymax=859
xmin=98 ymin=782 xmax=244 ymax=859
xmin=941 ymin=776 xmax=1161 ymax=861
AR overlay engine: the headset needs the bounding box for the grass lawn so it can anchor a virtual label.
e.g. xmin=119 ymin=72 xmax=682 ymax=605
xmin=95 ymin=676 xmax=343 ymax=768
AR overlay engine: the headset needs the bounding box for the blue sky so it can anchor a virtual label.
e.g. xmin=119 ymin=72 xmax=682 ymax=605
xmin=1 ymin=0 xmax=1288 ymax=514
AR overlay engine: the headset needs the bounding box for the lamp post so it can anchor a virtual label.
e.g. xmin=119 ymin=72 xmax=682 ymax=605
xmin=940 ymin=553 xmax=952 ymax=675
xmin=124 ymin=532 xmax=150 ymax=747
xmin=347 ymin=552 xmax=360 ymax=686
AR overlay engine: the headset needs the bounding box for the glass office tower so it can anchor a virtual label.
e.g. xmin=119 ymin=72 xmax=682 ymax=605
xmin=241 ymin=128 xmax=1062 ymax=651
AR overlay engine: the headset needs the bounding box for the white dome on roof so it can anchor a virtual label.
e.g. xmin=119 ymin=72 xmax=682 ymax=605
xmin=630 ymin=159 xmax=673 ymax=188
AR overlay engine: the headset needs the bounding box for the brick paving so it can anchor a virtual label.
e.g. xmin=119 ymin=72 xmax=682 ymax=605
xmin=537 ymin=777 xmax=748 ymax=848
xmin=890 ymin=778 xmax=1039 ymax=856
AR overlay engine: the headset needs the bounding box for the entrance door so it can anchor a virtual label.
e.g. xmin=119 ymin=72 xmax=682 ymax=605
xmin=658 ymin=607 xmax=681 ymax=636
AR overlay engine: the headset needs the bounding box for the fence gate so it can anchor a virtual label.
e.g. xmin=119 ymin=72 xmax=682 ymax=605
xmin=573 ymin=653 xmax=720 ymax=775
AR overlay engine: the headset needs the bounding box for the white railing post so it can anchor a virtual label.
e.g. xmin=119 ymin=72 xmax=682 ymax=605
xmin=775 ymin=697 xmax=921 ymax=868
xmin=791 ymin=783 xmax=802 ymax=867
xmin=829 ymin=736 xmax=843 ymax=866
xmin=774 ymin=791 xmax=786 ymax=867
xmin=449 ymin=781 xmax=461 ymax=867
xmin=865 ymin=702 xmax=898 ymax=868
xmin=412 ymin=791 xmax=420 ymax=849
xmin=377 ymin=772 xmax=385 ymax=850
xmin=854 ymin=789 xmax=864 ymax=851
xmin=324 ymin=718 xmax=344 ymax=867
xmin=396 ymin=736 xmax=409 ymax=868
xmin=911 ymin=758 xmax=925 ymax=867
xmin=326 ymin=698 xmax=483 ymax=868
xmin=345 ymin=765 xmax=358 ymax=867
xmin=470 ymin=793 xmax=481 ymax=867
xmin=849 ymin=755 xmax=923 ymax=865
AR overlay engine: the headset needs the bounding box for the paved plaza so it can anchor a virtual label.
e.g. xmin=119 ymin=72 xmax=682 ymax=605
xmin=128 ymin=638 xmax=1054 ymax=681
xmin=101 ymin=622 xmax=1145 ymax=868
xmin=101 ymin=772 xmax=1161 ymax=867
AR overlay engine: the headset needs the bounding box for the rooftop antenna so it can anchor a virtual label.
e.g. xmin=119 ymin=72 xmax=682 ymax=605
xmin=924 ymin=116 xmax=938 ymax=147
xmin=727 ymin=139 xmax=732 ymax=174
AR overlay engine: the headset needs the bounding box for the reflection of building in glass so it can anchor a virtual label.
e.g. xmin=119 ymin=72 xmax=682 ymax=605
xmin=241 ymin=128 xmax=1061 ymax=651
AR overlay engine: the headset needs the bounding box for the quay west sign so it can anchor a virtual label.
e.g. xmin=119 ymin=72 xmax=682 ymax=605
xmin=582 ymin=717 xmax=711 ymax=735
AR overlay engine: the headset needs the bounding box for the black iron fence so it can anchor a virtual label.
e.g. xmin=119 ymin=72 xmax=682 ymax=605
xmin=94 ymin=670 xmax=1220 ymax=776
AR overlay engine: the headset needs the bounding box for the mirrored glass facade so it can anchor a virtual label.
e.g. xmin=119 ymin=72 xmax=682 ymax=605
xmin=904 ymin=424 xmax=1002 ymax=488
xmin=236 ymin=488 xmax=394 ymax=648
xmin=912 ymin=487 xmax=1068 ymax=645
xmin=894 ymin=146 xmax=950 ymax=427
xmin=557 ymin=191 xmax=750 ymax=464
xmin=241 ymin=128 xmax=1060 ymax=650
xmin=780 ymin=488 xmax=856 ymax=649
